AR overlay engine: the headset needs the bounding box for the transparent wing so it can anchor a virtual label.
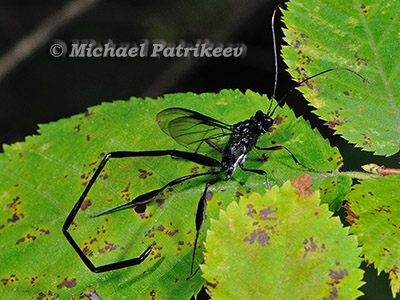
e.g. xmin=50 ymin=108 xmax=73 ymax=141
xmin=156 ymin=108 xmax=232 ymax=158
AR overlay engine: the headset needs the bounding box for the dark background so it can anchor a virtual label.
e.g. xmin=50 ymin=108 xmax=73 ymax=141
xmin=0 ymin=0 xmax=395 ymax=299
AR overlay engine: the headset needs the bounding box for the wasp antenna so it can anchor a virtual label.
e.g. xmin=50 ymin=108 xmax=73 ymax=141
xmin=271 ymin=5 xmax=281 ymax=100
xmin=267 ymin=4 xmax=282 ymax=116
xmin=298 ymin=67 xmax=369 ymax=85
xmin=276 ymin=67 xmax=369 ymax=109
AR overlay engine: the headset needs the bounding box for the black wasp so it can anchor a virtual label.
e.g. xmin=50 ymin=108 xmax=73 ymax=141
xmin=62 ymin=8 xmax=367 ymax=276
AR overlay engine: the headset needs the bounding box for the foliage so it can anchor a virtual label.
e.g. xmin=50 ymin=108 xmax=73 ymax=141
xmin=0 ymin=0 xmax=399 ymax=299
xmin=0 ymin=90 xmax=342 ymax=299
xmin=282 ymin=0 xmax=400 ymax=156
xmin=346 ymin=176 xmax=400 ymax=298
xmin=202 ymin=177 xmax=363 ymax=300
xmin=282 ymin=0 xmax=400 ymax=297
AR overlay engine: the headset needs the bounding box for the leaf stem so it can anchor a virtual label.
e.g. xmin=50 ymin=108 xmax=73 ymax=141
xmin=338 ymin=171 xmax=382 ymax=180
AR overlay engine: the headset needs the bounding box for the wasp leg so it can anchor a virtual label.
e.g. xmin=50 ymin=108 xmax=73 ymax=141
xmin=255 ymin=145 xmax=331 ymax=174
xmin=239 ymin=163 xmax=270 ymax=189
xmin=190 ymin=174 xmax=226 ymax=277
xmin=63 ymin=150 xmax=222 ymax=273
xmin=94 ymin=170 xmax=220 ymax=217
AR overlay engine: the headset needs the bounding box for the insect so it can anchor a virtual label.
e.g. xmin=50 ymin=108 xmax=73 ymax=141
xmin=62 ymin=8 xmax=368 ymax=275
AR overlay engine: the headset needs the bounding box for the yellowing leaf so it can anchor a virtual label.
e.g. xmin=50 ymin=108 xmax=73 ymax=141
xmin=346 ymin=175 xmax=400 ymax=297
xmin=202 ymin=180 xmax=363 ymax=299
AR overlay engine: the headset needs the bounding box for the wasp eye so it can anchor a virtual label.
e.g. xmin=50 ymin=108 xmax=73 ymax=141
xmin=255 ymin=110 xmax=265 ymax=122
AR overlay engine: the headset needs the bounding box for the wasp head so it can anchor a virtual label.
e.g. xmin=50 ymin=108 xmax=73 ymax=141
xmin=255 ymin=110 xmax=273 ymax=133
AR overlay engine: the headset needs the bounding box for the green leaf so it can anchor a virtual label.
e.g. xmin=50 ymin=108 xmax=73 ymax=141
xmin=201 ymin=179 xmax=363 ymax=299
xmin=0 ymin=90 xmax=341 ymax=299
xmin=345 ymin=175 xmax=400 ymax=297
xmin=319 ymin=175 xmax=352 ymax=212
xmin=282 ymin=0 xmax=400 ymax=156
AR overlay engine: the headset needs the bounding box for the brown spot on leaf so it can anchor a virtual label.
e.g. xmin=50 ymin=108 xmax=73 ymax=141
xmin=98 ymin=241 xmax=119 ymax=254
xmin=156 ymin=197 xmax=165 ymax=208
xmin=145 ymin=228 xmax=155 ymax=238
xmin=7 ymin=196 xmax=21 ymax=210
xmin=389 ymin=265 xmax=399 ymax=279
xmin=6 ymin=196 xmax=24 ymax=223
xmin=25 ymin=275 xmax=38 ymax=286
xmin=258 ymin=153 xmax=268 ymax=162
xmin=16 ymin=237 xmax=25 ymax=245
xmin=57 ymin=277 xmax=76 ymax=289
xmin=246 ymin=204 xmax=256 ymax=218
xmin=292 ymin=173 xmax=312 ymax=197
xmin=80 ymin=199 xmax=92 ymax=211
xmin=235 ymin=191 xmax=243 ymax=198
xmin=165 ymin=229 xmax=178 ymax=237
xmin=337 ymin=156 xmax=344 ymax=167
xmin=83 ymin=246 xmax=93 ymax=257
xmin=243 ymin=229 xmax=270 ymax=246
xmin=8 ymin=212 xmax=24 ymax=223
xmin=82 ymin=110 xmax=95 ymax=119
xmin=303 ymin=237 xmax=318 ymax=258
xmin=328 ymin=269 xmax=349 ymax=284
xmin=300 ymin=33 xmax=309 ymax=39
xmin=191 ymin=166 xmax=199 ymax=174
xmin=382 ymin=247 xmax=392 ymax=256
xmin=37 ymin=290 xmax=60 ymax=300
xmin=259 ymin=207 xmax=277 ymax=220
xmin=360 ymin=132 xmax=373 ymax=146
xmin=274 ymin=116 xmax=283 ymax=125
xmin=361 ymin=4 xmax=368 ymax=13
xmin=326 ymin=287 xmax=338 ymax=300
xmin=1 ymin=274 xmax=19 ymax=285
xmin=375 ymin=205 xmax=392 ymax=214
xmin=354 ymin=55 xmax=369 ymax=66
xmin=140 ymin=211 xmax=153 ymax=220
xmin=73 ymin=124 xmax=81 ymax=133
xmin=138 ymin=169 xmax=153 ymax=179
xmin=324 ymin=118 xmax=345 ymax=129
xmin=16 ymin=226 xmax=49 ymax=245
xmin=343 ymin=202 xmax=359 ymax=224
xmin=121 ymin=182 xmax=131 ymax=193
xmin=34 ymin=226 xmax=50 ymax=235
xmin=206 ymin=278 xmax=219 ymax=289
